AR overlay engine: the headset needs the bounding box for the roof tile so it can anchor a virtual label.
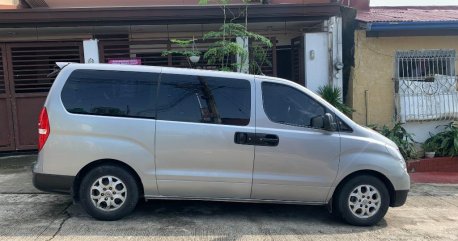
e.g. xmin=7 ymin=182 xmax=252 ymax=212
xmin=356 ymin=6 xmax=458 ymax=23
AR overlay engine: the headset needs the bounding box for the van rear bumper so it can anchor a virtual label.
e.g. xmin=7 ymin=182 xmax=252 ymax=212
xmin=33 ymin=172 xmax=74 ymax=194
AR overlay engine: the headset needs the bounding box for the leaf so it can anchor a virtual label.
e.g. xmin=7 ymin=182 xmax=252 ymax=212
xmin=317 ymin=84 xmax=353 ymax=116
xmin=371 ymin=122 xmax=416 ymax=160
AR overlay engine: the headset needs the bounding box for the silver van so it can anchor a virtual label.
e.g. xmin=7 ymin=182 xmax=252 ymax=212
xmin=33 ymin=63 xmax=409 ymax=226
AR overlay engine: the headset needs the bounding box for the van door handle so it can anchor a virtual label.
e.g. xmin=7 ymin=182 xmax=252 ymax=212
xmin=234 ymin=132 xmax=256 ymax=145
xmin=234 ymin=132 xmax=279 ymax=146
xmin=256 ymin=133 xmax=279 ymax=146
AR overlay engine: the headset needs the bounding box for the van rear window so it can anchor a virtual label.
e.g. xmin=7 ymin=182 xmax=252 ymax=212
xmin=61 ymin=69 xmax=158 ymax=119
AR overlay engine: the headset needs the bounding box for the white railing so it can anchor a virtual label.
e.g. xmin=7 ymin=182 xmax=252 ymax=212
xmin=395 ymin=50 xmax=457 ymax=122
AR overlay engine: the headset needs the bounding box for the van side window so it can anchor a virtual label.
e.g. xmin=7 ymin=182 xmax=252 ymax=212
xmin=61 ymin=69 xmax=158 ymax=119
xmin=157 ymin=74 xmax=251 ymax=126
xmin=262 ymin=82 xmax=325 ymax=128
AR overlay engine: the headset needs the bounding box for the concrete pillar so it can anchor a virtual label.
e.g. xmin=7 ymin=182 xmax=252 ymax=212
xmin=236 ymin=36 xmax=249 ymax=74
xmin=83 ymin=39 xmax=100 ymax=64
xmin=328 ymin=16 xmax=344 ymax=96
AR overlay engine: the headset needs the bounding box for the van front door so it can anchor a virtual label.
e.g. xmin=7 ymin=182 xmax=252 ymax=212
xmin=252 ymin=80 xmax=341 ymax=203
xmin=154 ymin=72 xmax=255 ymax=199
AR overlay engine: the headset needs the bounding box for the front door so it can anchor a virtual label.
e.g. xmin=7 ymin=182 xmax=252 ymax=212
xmin=252 ymin=79 xmax=341 ymax=203
xmin=155 ymin=71 xmax=255 ymax=199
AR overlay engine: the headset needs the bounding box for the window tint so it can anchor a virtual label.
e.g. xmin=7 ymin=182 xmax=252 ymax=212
xmin=61 ymin=69 xmax=158 ymax=119
xmin=262 ymin=82 xmax=325 ymax=128
xmin=157 ymin=74 xmax=251 ymax=126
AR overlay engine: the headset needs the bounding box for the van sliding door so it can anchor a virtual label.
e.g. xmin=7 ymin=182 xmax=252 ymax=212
xmin=154 ymin=71 xmax=255 ymax=199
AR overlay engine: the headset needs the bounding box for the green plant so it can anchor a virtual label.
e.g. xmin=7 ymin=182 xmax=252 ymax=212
xmin=162 ymin=39 xmax=201 ymax=67
xmin=198 ymin=0 xmax=272 ymax=73
xmin=423 ymin=122 xmax=458 ymax=157
xmin=249 ymin=45 xmax=272 ymax=75
xmin=203 ymin=23 xmax=272 ymax=72
xmin=422 ymin=140 xmax=438 ymax=153
xmin=370 ymin=122 xmax=417 ymax=160
xmin=317 ymin=84 xmax=353 ymax=116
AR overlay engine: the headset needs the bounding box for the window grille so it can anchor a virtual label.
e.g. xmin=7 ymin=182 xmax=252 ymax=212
xmin=395 ymin=49 xmax=457 ymax=122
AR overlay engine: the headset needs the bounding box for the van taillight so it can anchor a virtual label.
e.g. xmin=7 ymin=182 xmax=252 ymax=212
xmin=38 ymin=107 xmax=50 ymax=151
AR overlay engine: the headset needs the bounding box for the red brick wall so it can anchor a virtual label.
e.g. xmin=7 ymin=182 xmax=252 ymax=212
xmin=407 ymin=157 xmax=458 ymax=173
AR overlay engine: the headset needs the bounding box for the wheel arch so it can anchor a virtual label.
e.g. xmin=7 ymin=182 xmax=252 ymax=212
xmin=72 ymin=159 xmax=145 ymax=202
xmin=331 ymin=169 xmax=397 ymax=207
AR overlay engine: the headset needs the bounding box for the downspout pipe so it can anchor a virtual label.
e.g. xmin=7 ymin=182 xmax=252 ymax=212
xmin=367 ymin=21 xmax=458 ymax=31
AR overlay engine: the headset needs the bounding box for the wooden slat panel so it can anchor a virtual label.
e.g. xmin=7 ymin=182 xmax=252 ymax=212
xmin=12 ymin=57 xmax=80 ymax=63
xmin=100 ymin=39 xmax=238 ymax=70
xmin=14 ymin=96 xmax=46 ymax=149
xmin=0 ymin=47 xmax=4 ymax=95
xmin=0 ymin=44 xmax=15 ymax=151
xmin=250 ymin=38 xmax=275 ymax=77
xmin=291 ymin=36 xmax=304 ymax=85
xmin=10 ymin=53 xmax=83 ymax=58
xmin=0 ymin=99 xmax=13 ymax=150
xmin=10 ymin=43 xmax=83 ymax=93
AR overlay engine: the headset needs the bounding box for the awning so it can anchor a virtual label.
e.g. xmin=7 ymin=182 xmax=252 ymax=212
xmin=0 ymin=4 xmax=343 ymax=28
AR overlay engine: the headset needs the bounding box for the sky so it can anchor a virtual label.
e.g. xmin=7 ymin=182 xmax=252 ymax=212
xmin=371 ymin=0 xmax=458 ymax=6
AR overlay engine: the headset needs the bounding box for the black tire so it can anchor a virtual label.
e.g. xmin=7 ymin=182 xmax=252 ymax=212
xmin=334 ymin=175 xmax=390 ymax=226
xmin=79 ymin=165 xmax=139 ymax=221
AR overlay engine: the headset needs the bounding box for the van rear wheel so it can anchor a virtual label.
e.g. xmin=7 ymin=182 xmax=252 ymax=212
xmin=79 ymin=165 xmax=139 ymax=221
xmin=334 ymin=175 xmax=389 ymax=226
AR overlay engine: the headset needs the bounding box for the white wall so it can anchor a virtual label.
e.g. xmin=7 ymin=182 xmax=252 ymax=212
xmin=302 ymin=17 xmax=343 ymax=94
xmin=304 ymin=32 xmax=329 ymax=93
xmin=403 ymin=120 xmax=450 ymax=143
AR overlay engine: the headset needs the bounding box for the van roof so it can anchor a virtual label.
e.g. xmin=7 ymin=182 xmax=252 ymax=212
xmin=57 ymin=62 xmax=295 ymax=88
xmin=58 ymin=62 xmax=265 ymax=79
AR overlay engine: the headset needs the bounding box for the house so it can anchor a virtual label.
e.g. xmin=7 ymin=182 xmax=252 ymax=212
xmin=0 ymin=0 xmax=354 ymax=151
xmin=346 ymin=0 xmax=458 ymax=142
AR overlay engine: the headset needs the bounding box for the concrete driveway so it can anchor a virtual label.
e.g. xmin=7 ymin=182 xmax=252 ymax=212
xmin=0 ymin=154 xmax=457 ymax=241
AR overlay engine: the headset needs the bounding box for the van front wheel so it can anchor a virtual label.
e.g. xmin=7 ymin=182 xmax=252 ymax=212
xmin=79 ymin=165 xmax=139 ymax=221
xmin=335 ymin=175 xmax=390 ymax=226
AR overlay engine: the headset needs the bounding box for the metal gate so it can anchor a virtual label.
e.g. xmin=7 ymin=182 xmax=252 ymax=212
xmin=395 ymin=49 xmax=458 ymax=122
xmin=0 ymin=42 xmax=83 ymax=151
xmin=0 ymin=45 xmax=14 ymax=151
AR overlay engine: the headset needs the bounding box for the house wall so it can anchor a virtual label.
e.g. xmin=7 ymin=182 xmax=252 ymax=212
xmin=348 ymin=30 xmax=458 ymax=128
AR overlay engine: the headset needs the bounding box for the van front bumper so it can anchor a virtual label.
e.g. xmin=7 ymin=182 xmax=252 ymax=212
xmin=391 ymin=190 xmax=409 ymax=207
xmin=33 ymin=172 xmax=74 ymax=194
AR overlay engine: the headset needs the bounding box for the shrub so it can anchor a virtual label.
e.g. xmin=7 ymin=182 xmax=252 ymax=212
xmin=317 ymin=84 xmax=353 ymax=116
xmin=369 ymin=122 xmax=416 ymax=160
xmin=423 ymin=122 xmax=458 ymax=157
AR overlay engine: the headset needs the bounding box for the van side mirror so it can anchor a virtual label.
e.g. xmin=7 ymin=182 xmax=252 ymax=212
xmin=311 ymin=113 xmax=336 ymax=131
xmin=323 ymin=113 xmax=337 ymax=131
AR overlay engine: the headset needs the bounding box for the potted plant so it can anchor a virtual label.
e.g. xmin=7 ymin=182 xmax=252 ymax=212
xmin=423 ymin=122 xmax=458 ymax=158
xmin=162 ymin=38 xmax=201 ymax=68
xmin=188 ymin=36 xmax=201 ymax=64
xmin=422 ymin=140 xmax=437 ymax=158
